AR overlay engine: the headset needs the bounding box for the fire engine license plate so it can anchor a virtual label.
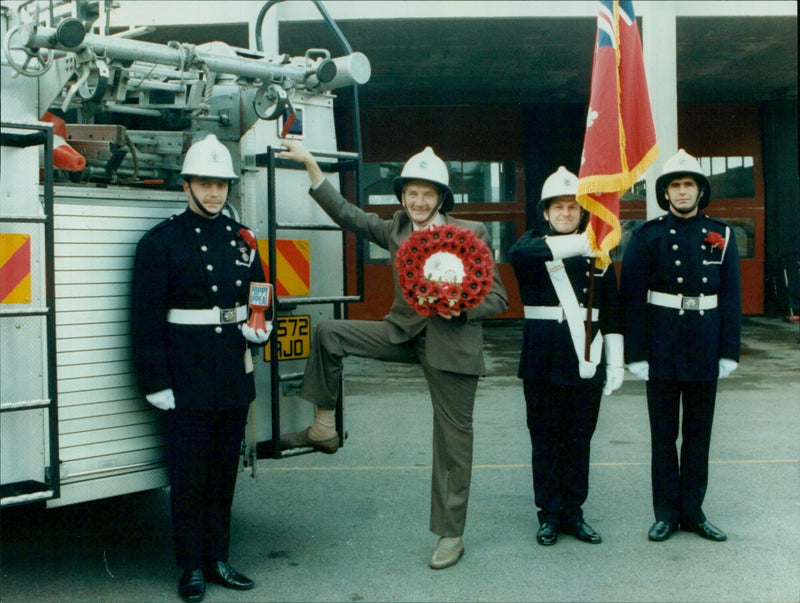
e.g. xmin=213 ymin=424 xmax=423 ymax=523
xmin=264 ymin=315 xmax=311 ymax=361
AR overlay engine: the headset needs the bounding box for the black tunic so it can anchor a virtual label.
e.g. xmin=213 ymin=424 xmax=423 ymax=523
xmin=131 ymin=208 xmax=266 ymax=410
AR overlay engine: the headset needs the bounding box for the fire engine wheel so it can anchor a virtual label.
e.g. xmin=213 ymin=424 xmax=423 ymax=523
xmin=2 ymin=25 xmax=54 ymax=77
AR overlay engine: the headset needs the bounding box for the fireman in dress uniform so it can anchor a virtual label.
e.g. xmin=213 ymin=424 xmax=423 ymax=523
xmin=276 ymin=140 xmax=508 ymax=570
xmin=131 ymin=134 xmax=271 ymax=602
xmin=509 ymin=167 xmax=624 ymax=547
xmin=620 ymin=149 xmax=741 ymax=543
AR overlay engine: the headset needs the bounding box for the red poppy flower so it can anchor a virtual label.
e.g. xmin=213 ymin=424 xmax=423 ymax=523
xmin=704 ymin=232 xmax=725 ymax=249
xmin=396 ymin=224 xmax=494 ymax=316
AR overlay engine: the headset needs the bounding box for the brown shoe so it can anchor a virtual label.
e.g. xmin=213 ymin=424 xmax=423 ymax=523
xmin=429 ymin=537 xmax=464 ymax=569
xmin=280 ymin=427 xmax=339 ymax=454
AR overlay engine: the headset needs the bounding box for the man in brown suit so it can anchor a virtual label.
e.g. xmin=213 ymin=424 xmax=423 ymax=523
xmin=278 ymin=140 xmax=508 ymax=569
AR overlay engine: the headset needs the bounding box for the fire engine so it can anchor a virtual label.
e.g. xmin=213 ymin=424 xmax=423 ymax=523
xmin=1 ymin=0 xmax=369 ymax=507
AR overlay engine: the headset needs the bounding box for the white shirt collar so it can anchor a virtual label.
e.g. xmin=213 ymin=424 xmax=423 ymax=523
xmin=412 ymin=214 xmax=445 ymax=231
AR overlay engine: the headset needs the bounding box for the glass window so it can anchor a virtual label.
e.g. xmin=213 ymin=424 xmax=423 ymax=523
xmin=620 ymin=156 xmax=755 ymax=202
xmin=363 ymin=160 xmax=516 ymax=205
xmin=699 ymin=156 xmax=755 ymax=198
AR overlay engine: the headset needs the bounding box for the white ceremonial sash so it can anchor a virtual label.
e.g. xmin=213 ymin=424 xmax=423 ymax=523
xmin=544 ymin=259 xmax=602 ymax=379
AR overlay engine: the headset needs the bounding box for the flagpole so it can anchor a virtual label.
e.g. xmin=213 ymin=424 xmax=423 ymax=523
xmin=584 ymin=265 xmax=595 ymax=360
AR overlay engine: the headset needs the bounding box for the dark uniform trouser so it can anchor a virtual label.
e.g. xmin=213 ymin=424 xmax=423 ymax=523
xmin=167 ymin=407 xmax=249 ymax=569
xmin=301 ymin=319 xmax=479 ymax=537
xmin=646 ymin=378 xmax=717 ymax=525
xmin=523 ymin=379 xmax=602 ymax=525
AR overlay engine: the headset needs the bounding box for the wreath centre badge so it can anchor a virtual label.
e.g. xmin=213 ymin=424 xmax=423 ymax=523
xmin=395 ymin=223 xmax=494 ymax=316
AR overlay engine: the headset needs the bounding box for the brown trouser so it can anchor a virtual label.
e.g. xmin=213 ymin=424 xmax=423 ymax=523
xmin=300 ymin=319 xmax=479 ymax=537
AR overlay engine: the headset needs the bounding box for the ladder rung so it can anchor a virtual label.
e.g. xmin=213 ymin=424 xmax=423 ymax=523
xmin=275 ymin=222 xmax=342 ymax=231
xmin=277 ymin=295 xmax=361 ymax=306
xmin=0 ymin=307 xmax=50 ymax=317
xmin=0 ymin=398 xmax=51 ymax=412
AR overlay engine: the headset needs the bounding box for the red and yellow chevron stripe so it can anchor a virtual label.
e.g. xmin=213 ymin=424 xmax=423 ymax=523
xmin=0 ymin=233 xmax=32 ymax=304
xmin=257 ymin=239 xmax=310 ymax=297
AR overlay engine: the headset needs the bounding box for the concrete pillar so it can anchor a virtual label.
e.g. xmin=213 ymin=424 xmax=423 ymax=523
xmin=641 ymin=1 xmax=678 ymax=219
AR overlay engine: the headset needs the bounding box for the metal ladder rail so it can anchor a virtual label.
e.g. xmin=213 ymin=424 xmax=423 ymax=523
xmin=0 ymin=122 xmax=59 ymax=506
xmin=261 ymin=146 xmax=364 ymax=458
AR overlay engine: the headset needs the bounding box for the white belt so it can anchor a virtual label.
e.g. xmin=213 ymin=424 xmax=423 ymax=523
xmin=166 ymin=306 xmax=248 ymax=325
xmin=524 ymin=305 xmax=599 ymax=322
xmin=647 ymin=291 xmax=718 ymax=311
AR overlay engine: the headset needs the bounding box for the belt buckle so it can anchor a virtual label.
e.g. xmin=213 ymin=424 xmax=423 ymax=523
xmin=220 ymin=308 xmax=236 ymax=324
xmin=681 ymin=296 xmax=700 ymax=310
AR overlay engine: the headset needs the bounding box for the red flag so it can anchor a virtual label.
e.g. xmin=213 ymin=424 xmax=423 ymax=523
xmin=578 ymin=0 xmax=658 ymax=268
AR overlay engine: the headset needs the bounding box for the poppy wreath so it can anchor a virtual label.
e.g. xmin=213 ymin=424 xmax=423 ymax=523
xmin=395 ymin=223 xmax=494 ymax=316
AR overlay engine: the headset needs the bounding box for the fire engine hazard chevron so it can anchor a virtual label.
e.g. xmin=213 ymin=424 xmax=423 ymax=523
xmin=0 ymin=233 xmax=32 ymax=304
xmin=257 ymin=238 xmax=311 ymax=297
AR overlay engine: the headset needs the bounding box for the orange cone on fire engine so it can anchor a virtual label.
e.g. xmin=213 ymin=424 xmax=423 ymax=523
xmin=40 ymin=112 xmax=86 ymax=172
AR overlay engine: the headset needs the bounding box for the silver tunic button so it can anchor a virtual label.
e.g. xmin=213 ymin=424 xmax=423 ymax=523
xmin=677 ymin=277 xmax=684 ymax=283
xmin=679 ymin=309 xmax=685 ymax=316
xmin=201 ymin=245 xmax=208 ymax=252
xmin=195 ymin=227 xmax=201 ymax=234
xmin=702 ymin=228 xmax=708 ymax=233
xmin=699 ymin=310 xmax=705 ymax=316
xmin=226 ymin=225 xmax=232 ymax=231
xmin=672 ymin=244 xmax=679 ymax=250
xmin=670 ymin=229 xmax=676 ymax=234
xmin=206 ymin=264 xmax=213 ymax=271
xmin=675 ymin=260 xmax=681 ymax=266
xmin=702 ymin=277 xmax=708 ymax=283
xmin=236 ymin=280 xmax=242 ymax=286
xmin=230 ymin=240 xmax=236 ymax=246
xmin=215 ymin=326 xmax=222 ymax=334
xmin=211 ymin=285 xmax=218 ymax=292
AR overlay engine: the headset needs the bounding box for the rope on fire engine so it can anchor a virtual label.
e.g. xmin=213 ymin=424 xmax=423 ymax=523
xmin=167 ymin=41 xmax=214 ymax=116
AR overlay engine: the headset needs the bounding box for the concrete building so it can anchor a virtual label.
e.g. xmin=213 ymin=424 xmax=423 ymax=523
xmin=110 ymin=0 xmax=798 ymax=319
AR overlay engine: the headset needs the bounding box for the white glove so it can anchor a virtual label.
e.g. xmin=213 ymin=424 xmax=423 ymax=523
xmin=545 ymin=233 xmax=594 ymax=260
xmin=627 ymin=360 xmax=649 ymax=381
xmin=603 ymin=333 xmax=624 ymax=395
xmin=242 ymin=322 xmax=273 ymax=344
xmin=146 ymin=388 xmax=175 ymax=411
xmin=718 ymin=358 xmax=738 ymax=379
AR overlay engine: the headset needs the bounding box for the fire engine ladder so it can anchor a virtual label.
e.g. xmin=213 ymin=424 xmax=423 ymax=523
xmin=256 ymin=146 xmax=364 ymax=459
xmin=0 ymin=122 xmax=60 ymax=507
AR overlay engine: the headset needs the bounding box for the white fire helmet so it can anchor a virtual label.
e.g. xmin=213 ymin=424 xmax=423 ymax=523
xmin=539 ymin=166 xmax=578 ymax=209
xmin=393 ymin=147 xmax=455 ymax=213
xmin=655 ymin=149 xmax=710 ymax=210
xmin=180 ymin=134 xmax=238 ymax=181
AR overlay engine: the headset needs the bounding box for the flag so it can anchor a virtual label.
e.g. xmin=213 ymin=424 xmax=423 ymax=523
xmin=578 ymin=0 xmax=658 ymax=268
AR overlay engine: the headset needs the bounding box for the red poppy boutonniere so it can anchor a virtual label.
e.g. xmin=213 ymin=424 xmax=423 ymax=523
xmin=704 ymin=231 xmax=725 ymax=251
xmin=396 ymin=224 xmax=494 ymax=316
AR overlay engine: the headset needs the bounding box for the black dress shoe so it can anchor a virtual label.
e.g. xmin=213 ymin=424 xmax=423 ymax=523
xmin=178 ymin=569 xmax=205 ymax=603
xmin=563 ymin=520 xmax=602 ymax=544
xmin=683 ymin=520 xmax=727 ymax=542
xmin=536 ymin=522 xmax=558 ymax=546
xmin=206 ymin=561 xmax=255 ymax=590
xmin=648 ymin=520 xmax=679 ymax=541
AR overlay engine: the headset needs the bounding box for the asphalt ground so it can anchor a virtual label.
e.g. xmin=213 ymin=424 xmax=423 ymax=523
xmin=1 ymin=316 xmax=799 ymax=603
